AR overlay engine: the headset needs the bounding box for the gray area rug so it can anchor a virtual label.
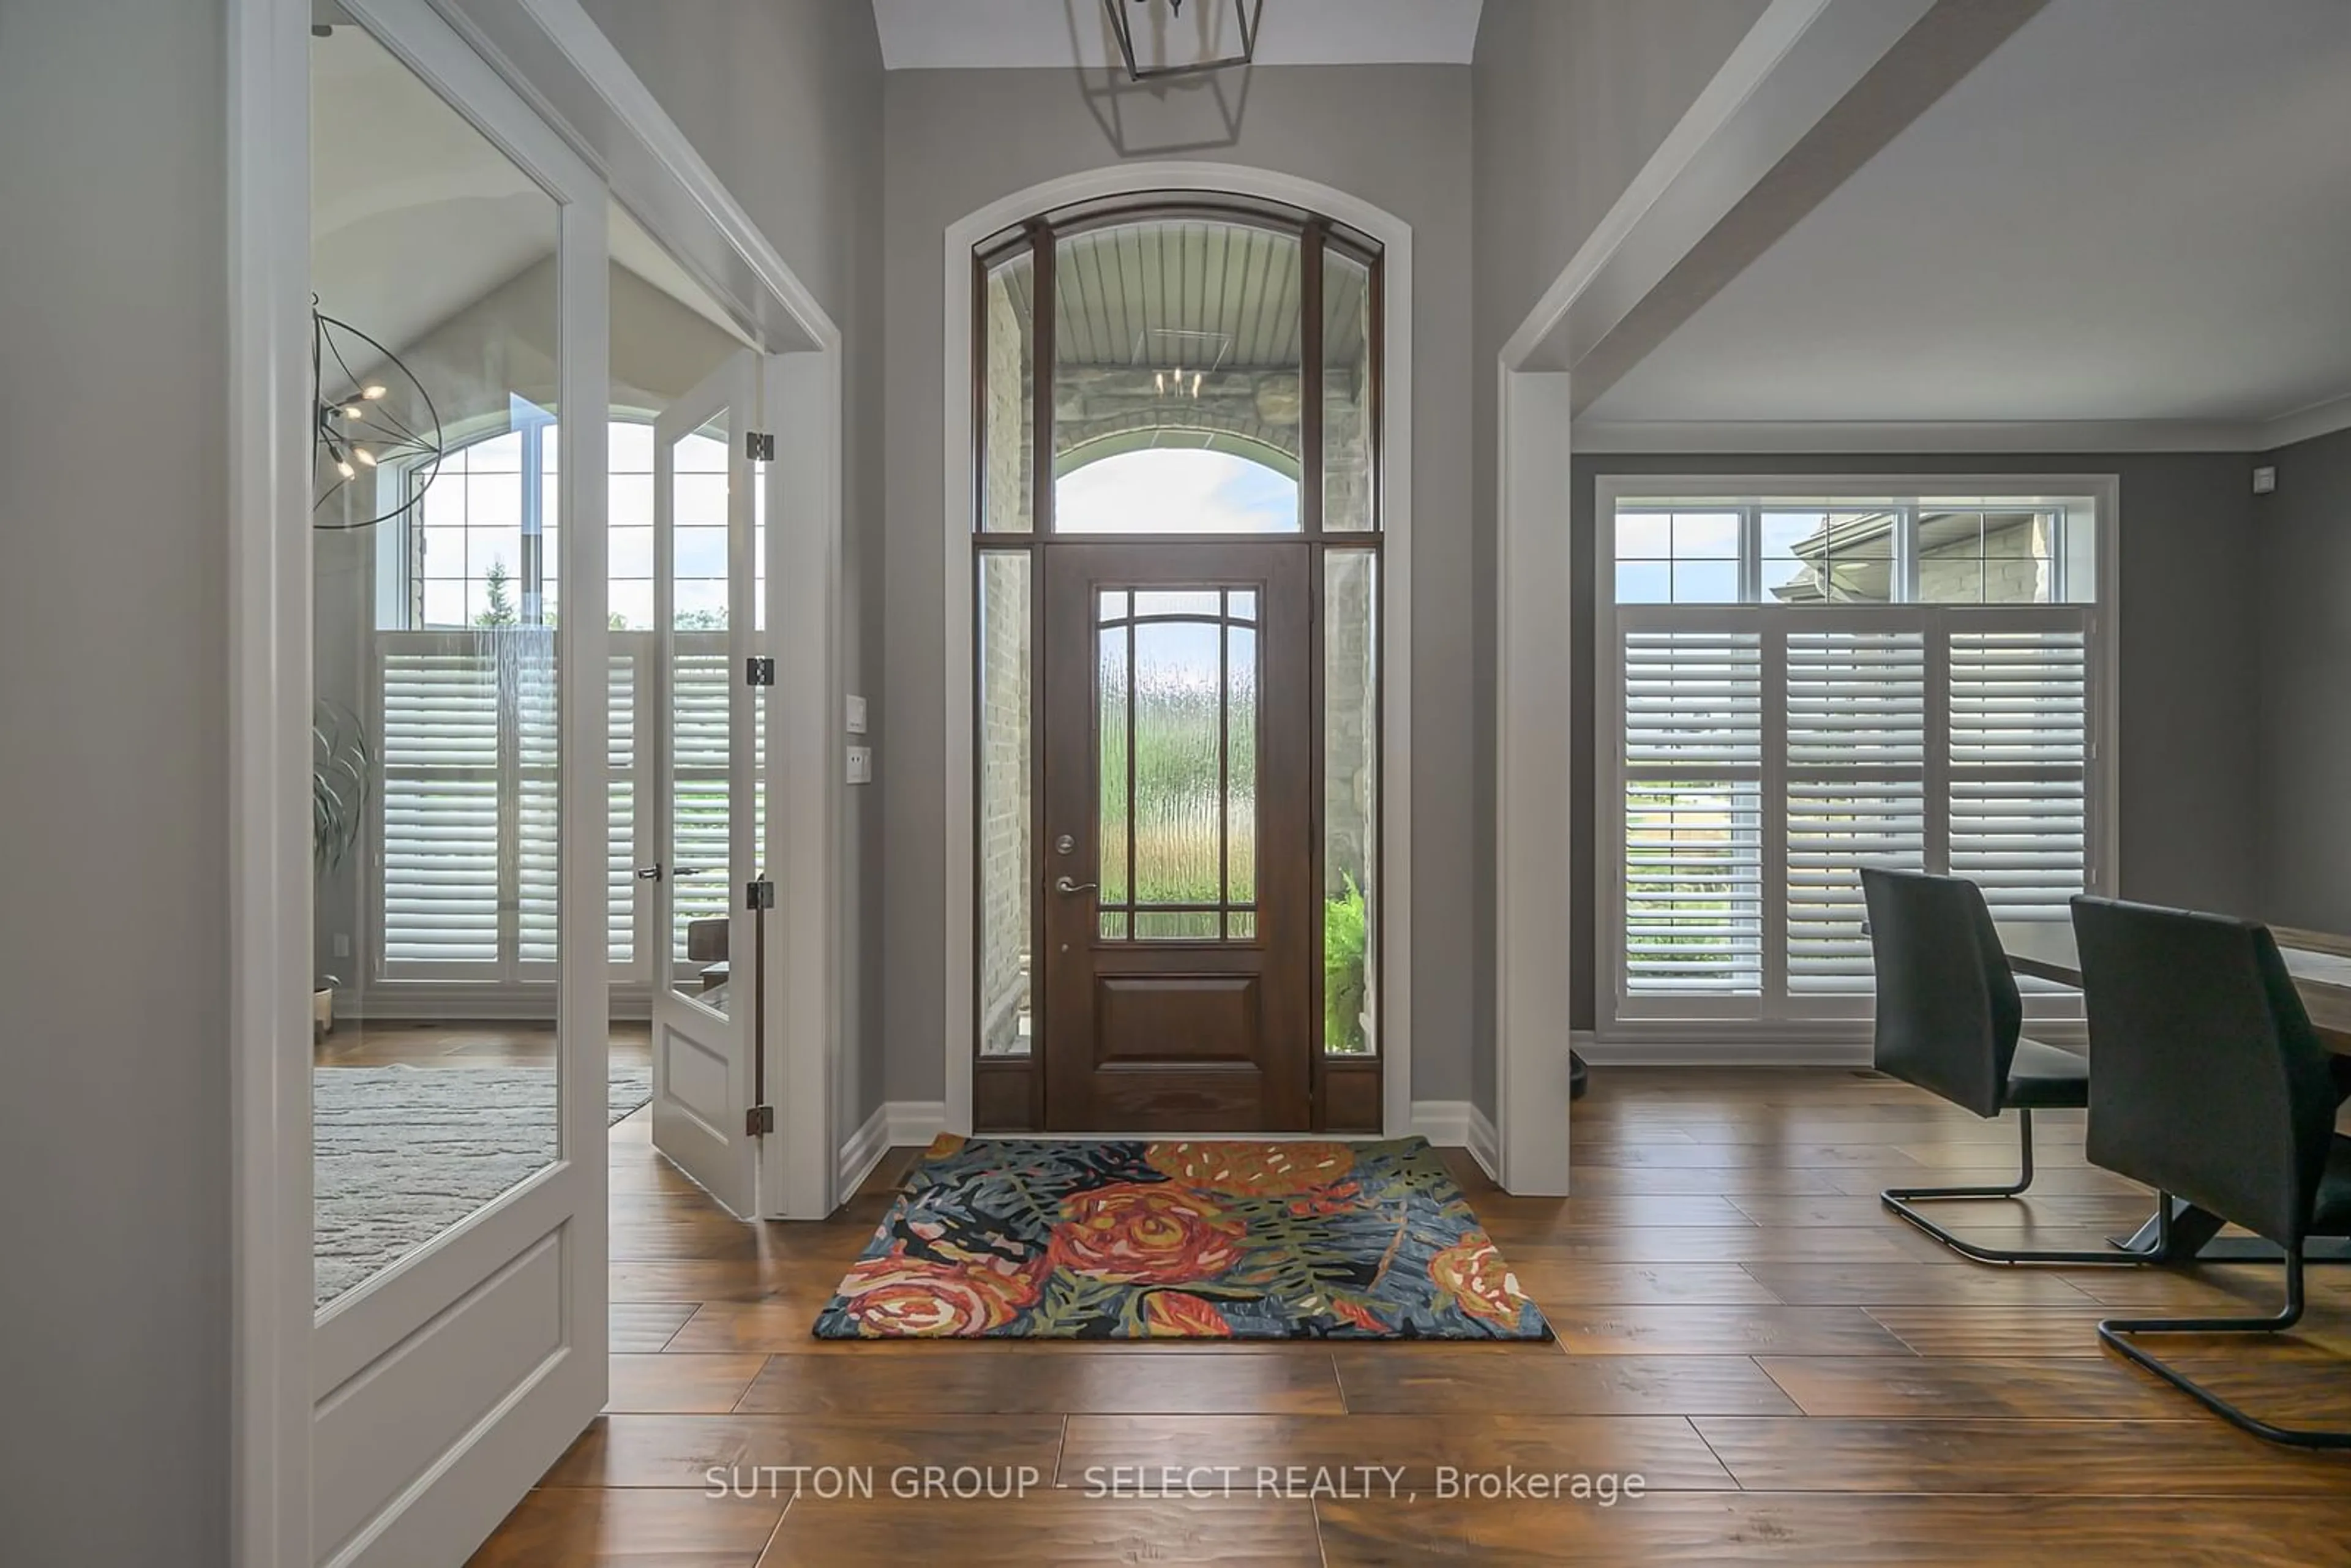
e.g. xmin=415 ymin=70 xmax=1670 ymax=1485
xmin=313 ymin=1064 xmax=652 ymax=1305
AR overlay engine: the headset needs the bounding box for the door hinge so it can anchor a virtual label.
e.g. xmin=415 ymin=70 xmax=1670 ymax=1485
xmin=746 ymin=879 xmax=776 ymax=910
xmin=745 ymin=1103 xmax=776 ymax=1136
xmin=746 ymin=430 xmax=775 ymax=462
xmin=745 ymin=655 xmax=775 ymax=686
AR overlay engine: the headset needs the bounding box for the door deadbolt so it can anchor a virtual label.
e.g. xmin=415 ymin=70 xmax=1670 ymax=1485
xmin=1055 ymin=834 xmax=1075 ymax=855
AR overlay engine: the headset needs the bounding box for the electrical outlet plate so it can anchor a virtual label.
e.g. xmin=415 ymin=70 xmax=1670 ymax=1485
xmin=846 ymin=744 xmax=872 ymax=785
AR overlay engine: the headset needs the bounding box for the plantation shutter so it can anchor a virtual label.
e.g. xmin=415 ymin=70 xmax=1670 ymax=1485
xmin=1948 ymin=628 xmax=2088 ymax=921
xmin=669 ymin=637 xmax=734 ymax=961
xmin=1784 ymin=631 xmax=1927 ymax=992
xmin=518 ymin=650 xmax=640 ymax=970
xmin=378 ymin=637 xmax=503 ymax=969
xmin=1621 ymin=629 xmax=1763 ymax=995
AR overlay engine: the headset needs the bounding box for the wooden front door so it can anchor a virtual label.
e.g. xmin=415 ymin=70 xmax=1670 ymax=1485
xmin=1040 ymin=541 xmax=1314 ymax=1131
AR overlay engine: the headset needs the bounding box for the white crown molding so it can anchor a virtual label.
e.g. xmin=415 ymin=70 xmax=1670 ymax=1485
xmin=1572 ymin=403 xmax=2351 ymax=454
xmin=1575 ymin=418 xmax=2262 ymax=455
xmin=2262 ymin=392 xmax=2351 ymax=452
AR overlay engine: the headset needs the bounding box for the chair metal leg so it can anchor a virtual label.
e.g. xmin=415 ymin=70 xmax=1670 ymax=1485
xmin=1880 ymin=1108 xmax=2151 ymax=1267
xmin=2098 ymin=1251 xmax=2351 ymax=1449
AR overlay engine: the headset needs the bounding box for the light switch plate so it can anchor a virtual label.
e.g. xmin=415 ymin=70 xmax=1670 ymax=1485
xmin=846 ymin=744 xmax=872 ymax=785
xmin=845 ymin=693 xmax=868 ymax=735
xmin=2252 ymin=465 xmax=2278 ymax=495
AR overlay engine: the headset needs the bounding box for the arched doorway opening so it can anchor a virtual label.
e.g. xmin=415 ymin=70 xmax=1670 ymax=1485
xmin=965 ymin=194 xmax=1385 ymax=1133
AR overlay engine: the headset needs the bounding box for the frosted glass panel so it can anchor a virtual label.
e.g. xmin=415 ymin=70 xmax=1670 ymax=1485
xmin=1323 ymin=550 xmax=1377 ymax=1054
xmin=1095 ymin=587 xmax=1260 ymax=943
xmin=1130 ymin=618 xmax=1222 ymax=908
xmin=978 ymin=552 xmax=1033 ymax=1057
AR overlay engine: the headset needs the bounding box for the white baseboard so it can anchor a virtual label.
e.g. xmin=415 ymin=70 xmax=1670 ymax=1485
xmin=1409 ymin=1100 xmax=1500 ymax=1182
xmin=1578 ymin=1037 xmax=1873 ymax=1067
xmin=1464 ymin=1103 xmax=1501 ymax=1184
xmin=887 ymin=1100 xmax=948 ymax=1148
xmin=835 ymin=1102 xmax=891 ymax=1202
xmin=339 ymin=984 xmax=654 ymax=1023
xmin=833 ymin=1100 xmax=952 ymax=1204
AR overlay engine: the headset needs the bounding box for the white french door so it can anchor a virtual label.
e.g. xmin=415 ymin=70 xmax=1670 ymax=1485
xmin=307 ymin=3 xmax=610 ymax=1565
xmin=648 ymin=351 xmax=764 ymax=1216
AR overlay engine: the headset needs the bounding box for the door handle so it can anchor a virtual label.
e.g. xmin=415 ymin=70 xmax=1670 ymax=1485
xmin=1054 ymin=876 xmax=1097 ymax=896
xmin=671 ymin=865 xmax=710 ymax=877
xmin=634 ymin=865 xmax=662 ymax=882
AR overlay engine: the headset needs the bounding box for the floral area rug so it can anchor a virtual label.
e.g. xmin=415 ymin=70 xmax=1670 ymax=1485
xmin=813 ymin=1135 xmax=1550 ymax=1340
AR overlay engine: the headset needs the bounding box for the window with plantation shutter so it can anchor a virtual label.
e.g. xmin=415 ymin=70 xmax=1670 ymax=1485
xmin=668 ymin=637 xmax=734 ymax=961
xmin=369 ymin=415 xmax=765 ymax=990
xmin=1603 ymin=484 xmax=2110 ymax=1034
xmin=517 ymin=648 xmax=643 ymax=969
xmin=1948 ymin=628 xmax=2088 ymax=922
xmin=1785 ymin=630 xmax=1926 ymax=994
xmin=379 ymin=639 xmax=504 ymax=968
xmin=1621 ymin=630 xmax=1763 ymax=995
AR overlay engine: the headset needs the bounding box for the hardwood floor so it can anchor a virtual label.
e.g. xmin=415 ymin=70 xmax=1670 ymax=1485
xmin=468 ymin=1068 xmax=2351 ymax=1566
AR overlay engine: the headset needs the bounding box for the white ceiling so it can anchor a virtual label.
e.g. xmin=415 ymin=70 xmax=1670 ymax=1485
xmin=1585 ymin=0 xmax=2351 ymax=432
xmin=871 ymin=0 xmax=1484 ymax=71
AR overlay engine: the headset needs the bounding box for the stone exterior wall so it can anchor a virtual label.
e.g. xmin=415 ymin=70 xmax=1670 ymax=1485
xmin=982 ymin=269 xmax=1032 ymax=531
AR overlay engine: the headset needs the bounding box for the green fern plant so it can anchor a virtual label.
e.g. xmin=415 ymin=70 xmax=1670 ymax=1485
xmin=313 ymin=700 xmax=372 ymax=879
xmin=1323 ymin=872 xmax=1369 ymax=1053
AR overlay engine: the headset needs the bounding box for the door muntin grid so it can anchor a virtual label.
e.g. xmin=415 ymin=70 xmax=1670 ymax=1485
xmin=1094 ymin=586 xmax=1261 ymax=943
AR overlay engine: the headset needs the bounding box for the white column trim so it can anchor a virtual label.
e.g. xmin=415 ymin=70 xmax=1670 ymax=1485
xmin=230 ymin=4 xmax=318 ymax=1563
xmin=1492 ymin=370 xmax=1578 ymax=1195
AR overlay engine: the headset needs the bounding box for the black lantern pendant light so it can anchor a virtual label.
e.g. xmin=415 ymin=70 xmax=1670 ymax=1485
xmin=1103 ymin=0 xmax=1264 ymax=82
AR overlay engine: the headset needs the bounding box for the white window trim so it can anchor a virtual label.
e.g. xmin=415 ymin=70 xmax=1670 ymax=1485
xmin=1592 ymin=473 xmax=2121 ymax=1052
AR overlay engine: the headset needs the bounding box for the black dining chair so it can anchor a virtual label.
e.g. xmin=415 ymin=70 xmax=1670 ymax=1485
xmin=1861 ymin=867 xmax=2137 ymax=1266
xmin=2072 ymin=895 xmax=2351 ymax=1447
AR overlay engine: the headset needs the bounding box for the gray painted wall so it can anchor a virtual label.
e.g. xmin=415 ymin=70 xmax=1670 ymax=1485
xmin=0 ymin=1 xmax=231 ymax=1562
xmin=579 ymin=0 xmax=890 ymax=1136
xmin=1469 ymin=1 xmax=1772 ymax=1110
xmin=1567 ymin=451 xmax=2265 ymax=1029
xmin=2254 ymin=424 xmax=2351 ymax=931
xmin=878 ymin=66 xmax=1476 ymax=1105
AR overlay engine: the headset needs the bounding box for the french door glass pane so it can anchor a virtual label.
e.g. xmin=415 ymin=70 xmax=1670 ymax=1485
xmin=669 ymin=411 xmax=731 ymax=1014
xmin=310 ymin=17 xmax=561 ymax=1307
